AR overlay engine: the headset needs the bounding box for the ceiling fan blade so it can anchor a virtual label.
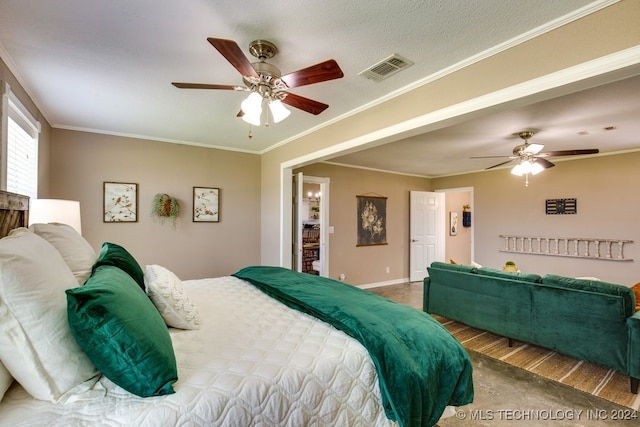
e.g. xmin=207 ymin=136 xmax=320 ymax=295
xmin=535 ymin=158 xmax=555 ymax=169
xmin=469 ymin=155 xmax=516 ymax=159
xmin=524 ymin=143 xmax=544 ymax=155
xmin=485 ymin=159 xmax=516 ymax=170
xmin=281 ymin=59 xmax=344 ymax=88
xmin=282 ymin=93 xmax=329 ymax=115
xmin=207 ymin=38 xmax=259 ymax=77
xmin=172 ymin=82 xmax=242 ymax=90
xmin=537 ymin=148 xmax=599 ymax=157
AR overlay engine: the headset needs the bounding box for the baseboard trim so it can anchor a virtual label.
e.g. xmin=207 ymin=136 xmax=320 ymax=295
xmin=357 ymin=278 xmax=410 ymax=290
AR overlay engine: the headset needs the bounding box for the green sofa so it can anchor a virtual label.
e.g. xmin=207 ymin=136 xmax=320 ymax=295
xmin=423 ymin=261 xmax=640 ymax=393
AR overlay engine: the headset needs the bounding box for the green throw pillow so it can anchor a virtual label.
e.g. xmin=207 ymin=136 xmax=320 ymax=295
xmin=66 ymin=265 xmax=177 ymax=397
xmin=92 ymin=242 xmax=145 ymax=290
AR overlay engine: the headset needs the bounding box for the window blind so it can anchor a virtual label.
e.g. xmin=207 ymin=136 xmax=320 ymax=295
xmin=1 ymin=82 xmax=40 ymax=199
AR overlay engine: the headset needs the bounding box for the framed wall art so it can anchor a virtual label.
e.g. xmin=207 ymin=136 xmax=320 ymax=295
xmin=450 ymin=211 xmax=458 ymax=236
xmin=103 ymin=181 xmax=138 ymax=222
xmin=356 ymin=194 xmax=387 ymax=246
xmin=193 ymin=187 xmax=220 ymax=222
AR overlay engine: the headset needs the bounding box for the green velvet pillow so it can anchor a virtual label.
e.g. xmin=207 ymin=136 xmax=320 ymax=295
xmin=66 ymin=265 xmax=177 ymax=397
xmin=92 ymin=242 xmax=145 ymax=290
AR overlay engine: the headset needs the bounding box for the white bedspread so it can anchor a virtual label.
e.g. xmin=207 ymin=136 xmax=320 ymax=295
xmin=0 ymin=276 xmax=396 ymax=426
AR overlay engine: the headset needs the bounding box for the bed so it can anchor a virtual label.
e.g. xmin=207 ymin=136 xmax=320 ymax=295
xmin=0 ymin=190 xmax=473 ymax=427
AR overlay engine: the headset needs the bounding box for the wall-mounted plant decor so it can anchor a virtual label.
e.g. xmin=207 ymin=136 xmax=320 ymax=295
xmin=151 ymin=193 xmax=180 ymax=227
xmin=462 ymin=204 xmax=471 ymax=227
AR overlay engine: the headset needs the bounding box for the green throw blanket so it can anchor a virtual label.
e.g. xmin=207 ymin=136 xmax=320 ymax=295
xmin=233 ymin=266 xmax=474 ymax=427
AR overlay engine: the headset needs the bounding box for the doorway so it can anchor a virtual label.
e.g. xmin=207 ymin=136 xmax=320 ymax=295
xmin=409 ymin=188 xmax=474 ymax=282
xmin=437 ymin=187 xmax=474 ymax=266
xmin=293 ymin=173 xmax=330 ymax=277
xmin=409 ymin=191 xmax=445 ymax=282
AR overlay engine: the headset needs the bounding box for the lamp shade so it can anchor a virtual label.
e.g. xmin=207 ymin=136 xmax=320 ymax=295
xmin=530 ymin=161 xmax=545 ymax=175
xmin=268 ymin=99 xmax=291 ymax=123
xmin=29 ymin=199 xmax=82 ymax=234
xmin=511 ymin=162 xmax=525 ymax=176
xmin=240 ymin=92 xmax=263 ymax=126
xmin=511 ymin=160 xmax=545 ymax=177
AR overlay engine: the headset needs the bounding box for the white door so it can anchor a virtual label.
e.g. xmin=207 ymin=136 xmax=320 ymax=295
xmin=409 ymin=191 xmax=445 ymax=282
xmin=293 ymin=172 xmax=304 ymax=272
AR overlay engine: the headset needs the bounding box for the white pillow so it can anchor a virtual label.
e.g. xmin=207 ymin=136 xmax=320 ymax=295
xmin=29 ymin=223 xmax=97 ymax=285
xmin=0 ymin=360 xmax=12 ymax=402
xmin=144 ymin=265 xmax=200 ymax=330
xmin=0 ymin=228 xmax=99 ymax=402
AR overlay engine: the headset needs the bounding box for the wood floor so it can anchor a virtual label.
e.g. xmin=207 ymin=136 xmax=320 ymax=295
xmin=366 ymin=282 xmax=639 ymax=426
xmin=366 ymin=281 xmax=423 ymax=310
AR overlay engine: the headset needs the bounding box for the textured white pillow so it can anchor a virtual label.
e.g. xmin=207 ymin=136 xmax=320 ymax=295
xmin=29 ymin=222 xmax=97 ymax=285
xmin=0 ymin=360 xmax=12 ymax=402
xmin=144 ymin=265 xmax=200 ymax=330
xmin=0 ymin=228 xmax=99 ymax=402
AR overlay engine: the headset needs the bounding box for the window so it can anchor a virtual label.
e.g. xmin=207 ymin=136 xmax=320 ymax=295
xmin=1 ymin=82 xmax=40 ymax=199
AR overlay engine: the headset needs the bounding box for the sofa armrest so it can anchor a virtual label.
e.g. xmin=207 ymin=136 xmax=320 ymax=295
xmin=627 ymin=311 xmax=640 ymax=379
xmin=423 ymin=277 xmax=431 ymax=313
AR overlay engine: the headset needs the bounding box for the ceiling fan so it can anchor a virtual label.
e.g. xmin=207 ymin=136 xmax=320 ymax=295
xmin=172 ymin=38 xmax=344 ymax=127
xmin=471 ymin=131 xmax=600 ymax=186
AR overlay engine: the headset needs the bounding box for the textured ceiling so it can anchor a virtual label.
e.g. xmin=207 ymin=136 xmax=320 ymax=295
xmin=1 ymin=0 xmax=637 ymax=177
xmin=328 ymin=74 xmax=640 ymax=176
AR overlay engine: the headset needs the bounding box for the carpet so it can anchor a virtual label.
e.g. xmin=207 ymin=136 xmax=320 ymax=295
xmin=433 ymin=315 xmax=640 ymax=411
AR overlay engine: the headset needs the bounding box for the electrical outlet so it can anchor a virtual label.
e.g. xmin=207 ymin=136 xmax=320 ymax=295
xmin=339 ymin=273 xmax=346 ymax=281
xmin=385 ymin=267 xmax=390 ymax=273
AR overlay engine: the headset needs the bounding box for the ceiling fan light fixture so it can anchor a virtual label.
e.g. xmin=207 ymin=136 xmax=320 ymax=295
xmin=530 ymin=160 xmax=545 ymax=175
xmin=268 ymin=99 xmax=291 ymax=123
xmin=241 ymin=92 xmax=263 ymax=115
xmin=241 ymin=92 xmax=263 ymax=126
xmin=241 ymin=110 xmax=261 ymax=127
xmin=511 ymin=159 xmax=544 ymax=177
xmin=511 ymin=162 xmax=525 ymax=176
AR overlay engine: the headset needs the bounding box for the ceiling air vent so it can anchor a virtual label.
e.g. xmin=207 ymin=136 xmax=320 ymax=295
xmin=359 ymin=54 xmax=414 ymax=82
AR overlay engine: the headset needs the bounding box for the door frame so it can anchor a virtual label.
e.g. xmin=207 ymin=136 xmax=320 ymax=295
xmin=436 ymin=186 xmax=474 ymax=265
xmin=292 ymin=172 xmax=330 ymax=277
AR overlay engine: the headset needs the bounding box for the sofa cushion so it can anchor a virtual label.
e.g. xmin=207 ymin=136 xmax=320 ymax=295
xmin=477 ymin=267 xmax=542 ymax=283
xmin=542 ymin=274 xmax=635 ymax=317
xmin=428 ymin=261 xmax=476 ymax=274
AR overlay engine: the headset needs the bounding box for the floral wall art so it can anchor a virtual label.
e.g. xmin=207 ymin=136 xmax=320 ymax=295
xmin=103 ymin=182 xmax=138 ymax=222
xmin=357 ymin=195 xmax=387 ymax=246
xmin=193 ymin=187 xmax=220 ymax=222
